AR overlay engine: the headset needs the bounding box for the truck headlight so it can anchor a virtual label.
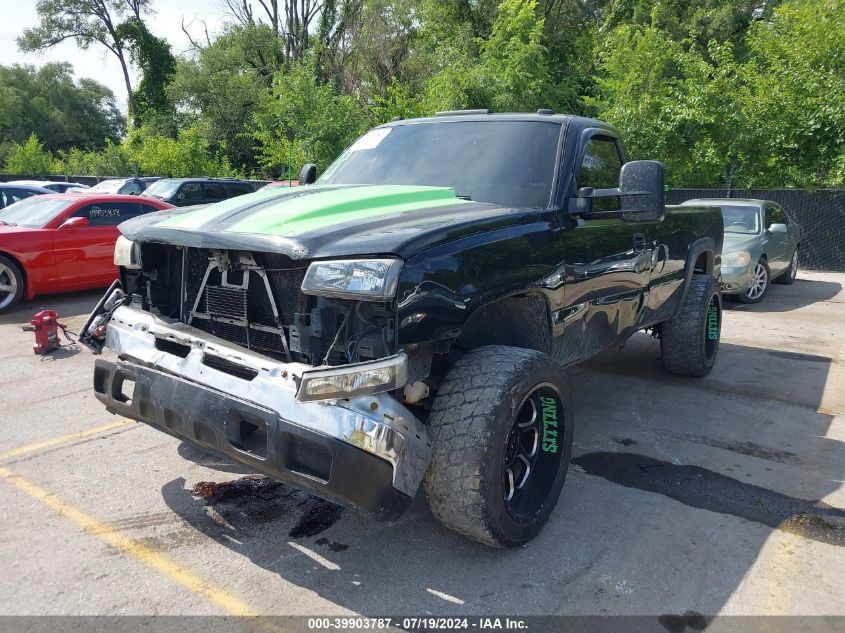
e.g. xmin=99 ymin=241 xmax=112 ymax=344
xmin=301 ymin=258 xmax=402 ymax=300
xmin=722 ymin=250 xmax=751 ymax=268
xmin=297 ymin=353 xmax=408 ymax=402
xmin=114 ymin=236 xmax=142 ymax=269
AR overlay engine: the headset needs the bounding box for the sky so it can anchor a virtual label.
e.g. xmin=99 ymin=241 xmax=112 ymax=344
xmin=0 ymin=0 xmax=230 ymax=111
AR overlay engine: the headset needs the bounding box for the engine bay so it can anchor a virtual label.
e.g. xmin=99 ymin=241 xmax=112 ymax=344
xmin=121 ymin=243 xmax=397 ymax=367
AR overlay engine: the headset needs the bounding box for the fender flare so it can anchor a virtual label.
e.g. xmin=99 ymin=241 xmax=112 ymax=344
xmin=453 ymin=291 xmax=554 ymax=357
xmin=671 ymin=237 xmax=715 ymax=319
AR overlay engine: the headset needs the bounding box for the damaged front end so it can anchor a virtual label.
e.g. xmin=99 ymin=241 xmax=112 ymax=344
xmin=82 ymin=240 xmax=431 ymax=520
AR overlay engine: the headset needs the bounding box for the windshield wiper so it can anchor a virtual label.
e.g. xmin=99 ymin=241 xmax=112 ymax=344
xmin=456 ymin=194 xmax=472 ymax=200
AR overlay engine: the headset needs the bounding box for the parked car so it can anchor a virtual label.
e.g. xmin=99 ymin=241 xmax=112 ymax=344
xmin=0 ymin=194 xmax=173 ymax=313
xmin=681 ymin=198 xmax=800 ymax=303
xmin=87 ymin=177 xmax=161 ymax=196
xmin=84 ymin=111 xmax=723 ymax=547
xmin=6 ymin=179 xmax=90 ymax=193
xmin=0 ymin=184 xmax=53 ymax=209
xmin=141 ymin=177 xmax=255 ymax=206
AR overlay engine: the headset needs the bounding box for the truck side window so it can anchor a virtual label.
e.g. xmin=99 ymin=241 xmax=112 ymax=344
xmin=203 ymin=183 xmax=226 ymax=201
xmin=577 ymin=137 xmax=622 ymax=212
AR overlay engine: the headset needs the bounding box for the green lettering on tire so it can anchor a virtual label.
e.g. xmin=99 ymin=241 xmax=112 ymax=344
xmin=540 ymin=396 xmax=559 ymax=453
xmin=707 ymin=301 xmax=720 ymax=341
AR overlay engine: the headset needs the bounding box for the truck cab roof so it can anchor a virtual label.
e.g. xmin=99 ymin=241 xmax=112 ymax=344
xmin=381 ymin=110 xmax=619 ymax=136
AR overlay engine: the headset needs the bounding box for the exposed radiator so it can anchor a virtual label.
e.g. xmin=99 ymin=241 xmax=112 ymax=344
xmin=182 ymin=249 xmax=309 ymax=361
xmin=205 ymin=286 xmax=248 ymax=321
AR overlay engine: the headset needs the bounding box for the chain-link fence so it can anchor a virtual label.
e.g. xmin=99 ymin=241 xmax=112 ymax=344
xmin=667 ymin=189 xmax=845 ymax=272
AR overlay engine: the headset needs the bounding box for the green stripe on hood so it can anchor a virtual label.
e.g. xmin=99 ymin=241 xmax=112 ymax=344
xmin=155 ymin=185 xmax=339 ymax=230
xmin=224 ymin=185 xmax=469 ymax=237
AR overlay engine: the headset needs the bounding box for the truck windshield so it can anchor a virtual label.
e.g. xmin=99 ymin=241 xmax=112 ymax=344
xmin=721 ymin=204 xmax=760 ymax=234
xmin=143 ymin=179 xmax=181 ymax=199
xmin=320 ymin=120 xmax=562 ymax=208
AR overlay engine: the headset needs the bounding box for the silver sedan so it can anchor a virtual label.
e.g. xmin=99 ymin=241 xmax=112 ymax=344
xmin=681 ymin=198 xmax=801 ymax=304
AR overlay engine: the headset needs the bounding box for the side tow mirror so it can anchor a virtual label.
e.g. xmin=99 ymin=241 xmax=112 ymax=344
xmin=58 ymin=216 xmax=89 ymax=230
xmin=619 ymin=160 xmax=665 ymax=222
xmin=768 ymin=223 xmax=787 ymax=234
xmin=299 ymin=163 xmax=317 ymax=185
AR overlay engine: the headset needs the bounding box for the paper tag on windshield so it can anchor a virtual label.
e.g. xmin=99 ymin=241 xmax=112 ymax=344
xmin=347 ymin=128 xmax=391 ymax=152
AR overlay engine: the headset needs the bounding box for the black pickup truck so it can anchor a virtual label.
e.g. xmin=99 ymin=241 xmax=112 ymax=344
xmin=83 ymin=111 xmax=723 ymax=547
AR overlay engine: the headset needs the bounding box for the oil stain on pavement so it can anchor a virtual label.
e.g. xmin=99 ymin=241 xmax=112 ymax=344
xmin=572 ymin=452 xmax=845 ymax=546
xmin=188 ymin=475 xmax=344 ymax=539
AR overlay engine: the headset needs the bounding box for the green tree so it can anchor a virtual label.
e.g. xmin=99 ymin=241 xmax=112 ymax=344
xmin=590 ymin=25 xmax=762 ymax=187
xmin=116 ymin=17 xmax=177 ymax=130
xmin=744 ymin=0 xmax=845 ymax=187
xmin=604 ymin=0 xmax=780 ymax=54
xmin=0 ymin=63 xmax=124 ymax=152
xmin=169 ymin=23 xmax=282 ymax=174
xmin=3 ymin=134 xmax=60 ymax=175
xmin=251 ymin=60 xmax=367 ymax=176
xmin=479 ymin=0 xmax=550 ymax=111
xmin=57 ymin=141 xmax=135 ymax=177
xmin=19 ymin=0 xmax=152 ymax=126
xmin=127 ymin=124 xmax=235 ymax=177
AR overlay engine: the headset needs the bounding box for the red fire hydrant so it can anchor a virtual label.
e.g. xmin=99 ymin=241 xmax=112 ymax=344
xmin=31 ymin=310 xmax=67 ymax=355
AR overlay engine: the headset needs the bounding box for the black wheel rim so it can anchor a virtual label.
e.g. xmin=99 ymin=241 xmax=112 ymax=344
xmin=704 ymin=294 xmax=721 ymax=360
xmin=502 ymin=384 xmax=565 ymax=520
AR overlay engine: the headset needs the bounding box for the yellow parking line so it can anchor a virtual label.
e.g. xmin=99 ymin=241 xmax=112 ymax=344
xmin=0 ymin=466 xmax=259 ymax=617
xmin=0 ymin=420 xmax=133 ymax=462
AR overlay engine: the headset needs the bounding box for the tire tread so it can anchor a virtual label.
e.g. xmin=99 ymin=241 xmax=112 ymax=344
xmin=424 ymin=346 xmax=569 ymax=546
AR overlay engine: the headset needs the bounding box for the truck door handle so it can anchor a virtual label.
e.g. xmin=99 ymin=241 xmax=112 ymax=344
xmin=633 ymin=233 xmax=647 ymax=253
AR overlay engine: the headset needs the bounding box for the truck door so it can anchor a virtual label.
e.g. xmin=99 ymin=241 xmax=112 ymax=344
xmin=557 ymin=133 xmax=653 ymax=364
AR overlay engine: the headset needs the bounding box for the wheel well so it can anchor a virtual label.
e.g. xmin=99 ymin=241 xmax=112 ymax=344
xmin=454 ymin=294 xmax=552 ymax=356
xmin=693 ymin=251 xmax=712 ymax=275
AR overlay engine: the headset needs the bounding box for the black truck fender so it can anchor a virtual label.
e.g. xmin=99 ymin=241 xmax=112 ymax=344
xmin=453 ymin=292 xmax=553 ymax=356
xmin=671 ymin=237 xmax=716 ymax=320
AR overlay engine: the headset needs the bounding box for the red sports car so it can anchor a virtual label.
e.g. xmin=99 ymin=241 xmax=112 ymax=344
xmin=0 ymin=194 xmax=173 ymax=313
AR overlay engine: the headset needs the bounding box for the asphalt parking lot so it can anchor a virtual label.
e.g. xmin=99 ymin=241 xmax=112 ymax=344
xmin=1 ymin=272 xmax=843 ymax=618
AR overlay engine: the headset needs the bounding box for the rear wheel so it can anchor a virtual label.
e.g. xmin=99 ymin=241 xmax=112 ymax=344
xmin=774 ymin=248 xmax=798 ymax=285
xmin=661 ymin=274 xmax=721 ymax=377
xmin=739 ymin=258 xmax=770 ymax=304
xmin=0 ymin=255 xmax=24 ymax=314
xmin=423 ymin=346 xmax=573 ymax=547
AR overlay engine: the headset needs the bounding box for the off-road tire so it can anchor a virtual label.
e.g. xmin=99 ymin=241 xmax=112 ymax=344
xmin=738 ymin=258 xmax=770 ymax=304
xmin=661 ymin=274 xmax=721 ymax=377
xmin=0 ymin=255 xmax=24 ymax=314
xmin=774 ymin=247 xmax=798 ymax=285
xmin=423 ymin=346 xmax=573 ymax=547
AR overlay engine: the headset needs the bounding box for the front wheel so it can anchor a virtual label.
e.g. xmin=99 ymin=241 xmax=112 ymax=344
xmin=739 ymin=258 xmax=770 ymax=303
xmin=661 ymin=274 xmax=722 ymax=377
xmin=0 ymin=255 xmax=24 ymax=314
xmin=423 ymin=346 xmax=574 ymax=547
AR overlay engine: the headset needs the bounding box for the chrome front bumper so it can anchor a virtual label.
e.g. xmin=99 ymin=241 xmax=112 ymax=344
xmin=100 ymin=305 xmax=432 ymax=499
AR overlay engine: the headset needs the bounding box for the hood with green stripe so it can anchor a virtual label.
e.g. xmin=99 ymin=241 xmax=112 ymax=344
xmin=123 ymin=184 xmax=526 ymax=260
